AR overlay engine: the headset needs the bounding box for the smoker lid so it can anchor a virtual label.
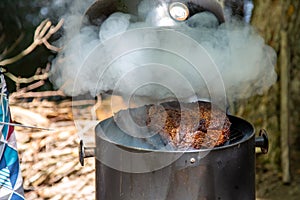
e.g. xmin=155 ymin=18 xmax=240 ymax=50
xmin=84 ymin=0 xmax=227 ymax=26
xmin=95 ymin=113 xmax=254 ymax=153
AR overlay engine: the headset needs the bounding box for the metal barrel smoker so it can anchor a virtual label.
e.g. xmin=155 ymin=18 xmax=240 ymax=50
xmin=78 ymin=1 xmax=270 ymax=200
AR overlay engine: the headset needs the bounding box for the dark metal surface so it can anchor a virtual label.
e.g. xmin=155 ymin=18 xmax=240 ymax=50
xmin=79 ymin=140 xmax=95 ymax=166
xmin=94 ymin=115 xmax=256 ymax=200
xmin=96 ymin=144 xmax=255 ymax=200
xmin=255 ymin=129 xmax=269 ymax=154
xmin=84 ymin=0 xmax=229 ymax=26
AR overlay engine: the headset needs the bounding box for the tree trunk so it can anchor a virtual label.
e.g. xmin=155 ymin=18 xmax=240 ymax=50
xmin=232 ymin=0 xmax=300 ymax=186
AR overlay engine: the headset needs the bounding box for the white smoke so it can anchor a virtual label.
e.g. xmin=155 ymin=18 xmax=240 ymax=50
xmin=99 ymin=12 xmax=131 ymax=41
xmin=51 ymin=0 xmax=277 ymax=103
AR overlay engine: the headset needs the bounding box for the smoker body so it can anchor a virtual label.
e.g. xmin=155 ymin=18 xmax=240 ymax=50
xmin=77 ymin=1 xmax=266 ymax=199
xmin=94 ymin=116 xmax=257 ymax=200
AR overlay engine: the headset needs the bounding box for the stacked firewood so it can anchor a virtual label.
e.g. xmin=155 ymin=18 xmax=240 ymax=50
xmin=10 ymin=99 xmax=97 ymax=200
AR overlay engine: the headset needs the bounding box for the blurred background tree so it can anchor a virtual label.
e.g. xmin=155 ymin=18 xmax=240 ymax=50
xmin=234 ymin=0 xmax=300 ymax=197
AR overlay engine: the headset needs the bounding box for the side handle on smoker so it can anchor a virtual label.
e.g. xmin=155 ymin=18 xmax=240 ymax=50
xmin=255 ymin=129 xmax=269 ymax=154
xmin=79 ymin=140 xmax=95 ymax=166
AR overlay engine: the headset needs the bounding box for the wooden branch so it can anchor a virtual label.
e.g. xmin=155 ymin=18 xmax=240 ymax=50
xmin=0 ymin=32 xmax=25 ymax=59
xmin=43 ymin=40 xmax=61 ymax=52
xmin=36 ymin=20 xmax=52 ymax=40
xmin=280 ymin=30 xmax=291 ymax=184
xmin=18 ymin=80 xmax=46 ymax=93
xmin=5 ymin=71 xmax=49 ymax=84
xmin=10 ymin=106 xmax=50 ymax=127
xmin=0 ymin=41 xmax=37 ymax=66
xmin=14 ymin=98 xmax=95 ymax=199
xmin=4 ymin=63 xmax=51 ymax=92
xmin=0 ymin=19 xmax=64 ymax=66
xmin=10 ymin=90 xmax=65 ymax=99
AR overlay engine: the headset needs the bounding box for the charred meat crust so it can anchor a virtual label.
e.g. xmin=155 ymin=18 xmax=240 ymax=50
xmin=146 ymin=101 xmax=231 ymax=149
xmin=116 ymin=101 xmax=231 ymax=150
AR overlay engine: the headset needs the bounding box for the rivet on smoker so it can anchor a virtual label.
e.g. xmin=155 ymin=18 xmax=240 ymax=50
xmin=190 ymin=157 xmax=196 ymax=164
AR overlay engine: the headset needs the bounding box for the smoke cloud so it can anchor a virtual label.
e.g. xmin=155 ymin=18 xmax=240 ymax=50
xmin=51 ymin=0 xmax=277 ymax=104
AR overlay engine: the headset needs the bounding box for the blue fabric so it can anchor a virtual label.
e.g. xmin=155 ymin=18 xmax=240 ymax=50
xmin=0 ymin=73 xmax=24 ymax=199
xmin=10 ymin=193 xmax=24 ymax=200
xmin=4 ymin=146 xmax=18 ymax=166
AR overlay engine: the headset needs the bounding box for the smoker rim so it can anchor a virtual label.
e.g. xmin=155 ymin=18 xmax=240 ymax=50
xmin=95 ymin=115 xmax=255 ymax=154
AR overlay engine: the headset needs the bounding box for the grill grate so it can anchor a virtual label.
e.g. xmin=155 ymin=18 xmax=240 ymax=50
xmin=223 ymin=128 xmax=244 ymax=145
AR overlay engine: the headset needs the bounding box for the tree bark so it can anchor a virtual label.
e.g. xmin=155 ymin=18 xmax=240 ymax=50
xmin=279 ymin=30 xmax=291 ymax=183
xmin=233 ymin=0 xmax=300 ymax=184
